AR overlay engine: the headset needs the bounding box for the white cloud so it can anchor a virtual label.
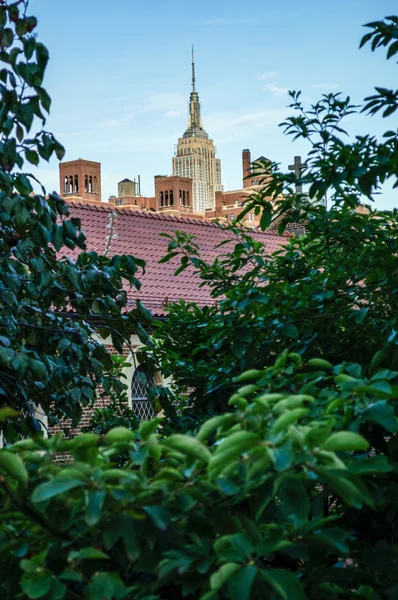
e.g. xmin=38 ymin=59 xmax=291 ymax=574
xmin=80 ymin=132 xmax=178 ymax=153
xmin=165 ymin=109 xmax=185 ymax=119
xmin=257 ymin=71 xmax=278 ymax=81
xmin=206 ymin=107 xmax=290 ymax=142
xmin=312 ymin=82 xmax=340 ymax=90
xmin=96 ymin=112 xmax=134 ymax=128
xmin=142 ymin=93 xmax=186 ymax=114
xmin=263 ymin=83 xmax=289 ymax=97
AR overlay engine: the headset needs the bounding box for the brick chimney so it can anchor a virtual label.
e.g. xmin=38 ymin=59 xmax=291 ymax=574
xmin=242 ymin=149 xmax=251 ymax=188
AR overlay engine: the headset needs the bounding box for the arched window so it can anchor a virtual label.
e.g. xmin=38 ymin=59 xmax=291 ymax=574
xmin=89 ymin=176 xmax=93 ymax=193
xmin=179 ymin=190 xmax=183 ymax=205
xmin=169 ymin=190 xmax=174 ymax=206
xmin=160 ymin=191 xmax=164 ymax=207
xmin=74 ymin=175 xmax=78 ymax=193
xmin=165 ymin=191 xmax=169 ymax=205
xmin=93 ymin=176 xmax=98 ymax=194
xmin=64 ymin=176 xmax=68 ymax=194
xmin=69 ymin=176 xmax=73 ymax=194
xmin=183 ymin=190 xmax=186 ymax=205
xmin=186 ymin=191 xmax=189 ymax=206
xmin=131 ymin=364 xmax=155 ymax=421
xmin=85 ymin=175 xmax=88 ymax=193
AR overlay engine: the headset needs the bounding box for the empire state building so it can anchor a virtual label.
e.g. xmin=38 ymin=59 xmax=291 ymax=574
xmin=172 ymin=49 xmax=222 ymax=212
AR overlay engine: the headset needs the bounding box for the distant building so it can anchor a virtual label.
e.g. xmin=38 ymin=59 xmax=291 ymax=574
xmin=172 ymin=49 xmax=222 ymax=212
xmin=118 ymin=178 xmax=137 ymax=199
xmin=205 ymin=149 xmax=273 ymax=226
xmin=59 ymin=148 xmax=274 ymax=228
xmin=59 ymin=158 xmax=101 ymax=203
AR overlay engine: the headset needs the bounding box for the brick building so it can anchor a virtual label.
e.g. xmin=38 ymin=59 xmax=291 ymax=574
xmin=59 ymin=158 xmax=102 ymax=203
xmin=205 ymin=149 xmax=273 ymax=226
xmin=59 ymin=146 xmax=274 ymax=229
xmin=45 ymin=202 xmax=287 ymax=433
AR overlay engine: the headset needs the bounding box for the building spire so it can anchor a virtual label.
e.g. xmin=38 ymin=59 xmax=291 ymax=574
xmin=191 ymin=45 xmax=196 ymax=92
xmin=184 ymin=47 xmax=208 ymax=139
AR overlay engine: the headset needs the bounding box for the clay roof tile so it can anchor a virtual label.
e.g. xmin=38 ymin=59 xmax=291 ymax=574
xmin=66 ymin=203 xmax=288 ymax=315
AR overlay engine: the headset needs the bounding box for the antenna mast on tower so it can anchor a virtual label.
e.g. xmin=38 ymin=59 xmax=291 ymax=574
xmin=191 ymin=45 xmax=196 ymax=92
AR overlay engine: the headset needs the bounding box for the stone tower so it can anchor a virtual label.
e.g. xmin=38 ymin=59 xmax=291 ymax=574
xmin=172 ymin=48 xmax=222 ymax=212
xmin=59 ymin=159 xmax=101 ymax=202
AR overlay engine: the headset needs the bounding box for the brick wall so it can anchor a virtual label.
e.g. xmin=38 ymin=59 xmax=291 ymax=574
xmin=48 ymin=339 xmax=142 ymax=438
xmin=109 ymin=196 xmax=156 ymax=210
xmin=206 ymin=189 xmax=261 ymax=226
xmin=154 ymin=176 xmax=193 ymax=213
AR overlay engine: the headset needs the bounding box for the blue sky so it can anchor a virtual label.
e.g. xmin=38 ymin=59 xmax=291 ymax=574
xmin=32 ymin=0 xmax=398 ymax=209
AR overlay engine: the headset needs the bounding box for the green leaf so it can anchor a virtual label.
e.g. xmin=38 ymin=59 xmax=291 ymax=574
xmin=30 ymin=359 xmax=47 ymax=380
xmin=261 ymin=569 xmax=307 ymax=600
xmin=322 ymin=431 xmax=369 ymax=452
xmin=0 ymin=450 xmax=28 ymax=485
xmin=348 ymin=454 xmax=392 ymax=475
xmin=253 ymin=478 xmax=279 ymax=520
xmin=228 ymin=566 xmax=257 ymax=600
xmin=22 ymin=578 xmax=52 ymax=599
xmin=210 ymin=562 xmax=240 ymax=591
xmin=32 ymin=477 xmax=83 ymax=503
xmin=144 ymin=505 xmax=169 ymax=530
xmin=86 ymin=572 xmax=127 ymax=599
xmin=59 ymin=571 xmax=84 ymax=582
xmin=307 ymin=358 xmax=333 ymax=370
xmin=136 ymin=300 xmax=152 ymax=323
xmin=234 ymin=369 xmax=263 ymax=383
xmin=138 ymin=418 xmax=161 ymax=441
xmin=159 ymin=252 xmax=180 ymax=263
xmin=2 ymin=28 xmax=14 ymax=48
xmin=162 ymin=434 xmax=211 ymax=463
xmin=274 ymin=440 xmax=294 ymax=471
xmin=273 ymin=408 xmax=310 ymax=434
xmin=278 ymin=323 xmax=299 ymax=340
xmin=318 ymin=469 xmax=367 ymax=506
xmin=362 ymin=401 xmax=398 ymax=432
xmin=279 ymin=478 xmax=310 ymax=522
xmin=69 ymin=547 xmax=109 ymax=560
xmin=197 ymin=414 xmax=236 ymax=442
xmin=305 ymin=528 xmax=349 ymax=555
xmin=85 ymin=489 xmax=106 ymax=526
xmin=25 ymin=149 xmax=39 ymax=166
xmin=0 ymin=407 xmax=19 ymax=420
xmin=105 ymin=427 xmax=135 ymax=444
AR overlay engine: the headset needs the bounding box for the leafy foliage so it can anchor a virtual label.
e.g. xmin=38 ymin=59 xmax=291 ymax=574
xmin=1 ymin=355 xmax=398 ymax=599
xmin=0 ymin=0 xmax=147 ymax=440
xmin=82 ymin=355 xmax=140 ymax=466
xmin=149 ymin=15 xmax=398 ymax=422
xmin=82 ymin=356 xmax=139 ymax=437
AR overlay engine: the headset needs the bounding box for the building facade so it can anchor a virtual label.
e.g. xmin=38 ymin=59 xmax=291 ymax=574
xmin=59 ymin=158 xmax=101 ymax=203
xmin=59 ymin=149 xmax=272 ymax=228
xmin=172 ymin=49 xmax=222 ymax=213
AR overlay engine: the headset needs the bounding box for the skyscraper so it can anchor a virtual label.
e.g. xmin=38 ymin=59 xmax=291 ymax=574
xmin=172 ymin=48 xmax=222 ymax=212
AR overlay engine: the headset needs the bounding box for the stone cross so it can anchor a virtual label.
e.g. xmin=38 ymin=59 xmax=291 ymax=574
xmin=288 ymin=155 xmax=307 ymax=194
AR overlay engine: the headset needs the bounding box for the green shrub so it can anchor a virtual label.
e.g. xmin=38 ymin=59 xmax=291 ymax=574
xmin=0 ymin=354 xmax=397 ymax=599
xmin=148 ymin=16 xmax=398 ymax=423
xmin=0 ymin=0 xmax=148 ymax=442
xmin=83 ymin=356 xmax=140 ymax=437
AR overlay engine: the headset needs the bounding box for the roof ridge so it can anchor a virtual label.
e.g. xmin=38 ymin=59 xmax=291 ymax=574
xmin=65 ymin=201 xmax=289 ymax=236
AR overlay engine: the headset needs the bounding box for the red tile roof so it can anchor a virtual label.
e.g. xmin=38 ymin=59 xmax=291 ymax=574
xmin=65 ymin=203 xmax=288 ymax=315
